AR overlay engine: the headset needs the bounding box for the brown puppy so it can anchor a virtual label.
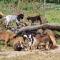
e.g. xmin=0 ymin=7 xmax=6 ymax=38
xmin=0 ymin=30 xmax=16 ymax=46
xmin=31 ymin=29 xmax=57 ymax=50
xmin=44 ymin=29 xmax=57 ymax=49
xmin=27 ymin=15 xmax=48 ymax=25
xmin=0 ymin=31 xmax=10 ymax=46
xmin=12 ymin=36 xmax=25 ymax=51
xmin=31 ymin=34 xmax=50 ymax=50
xmin=27 ymin=15 xmax=42 ymax=25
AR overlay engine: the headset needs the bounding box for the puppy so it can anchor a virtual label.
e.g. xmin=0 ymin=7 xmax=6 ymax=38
xmin=3 ymin=14 xmax=24 ymax=27
xmin=12 ymin=36 xmax=25 ymax=51
xmin=27 ymin=15 xmax=42 ymax=25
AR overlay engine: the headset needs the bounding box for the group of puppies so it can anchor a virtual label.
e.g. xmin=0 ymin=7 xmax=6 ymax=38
xmin=0 ymin=12 xmax=57 ymax=51
xmin=14 ymin=29 xmax=57 ymax=51
xmin=0 ymin=12 xmax=48 ymax=28
xmin=0 ymin=29 xmax=57 ymax=51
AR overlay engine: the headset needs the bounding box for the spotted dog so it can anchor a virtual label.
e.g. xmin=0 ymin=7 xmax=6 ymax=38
xmin=3 ymin=14 xmax=24 ymax=27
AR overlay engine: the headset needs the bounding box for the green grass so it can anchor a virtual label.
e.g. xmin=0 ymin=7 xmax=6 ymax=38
xmin=0 ymin=2 xmax=60 ymax=23
xmin=45 ymin=9 xmax=60 ymax=23
xmin=0 ymin=2 xmax=60 ymax=60
xmin=56 ymin=39 xmax=60 ymax=45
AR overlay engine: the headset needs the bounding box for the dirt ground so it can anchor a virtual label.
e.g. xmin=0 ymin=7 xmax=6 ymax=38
xmin=0 ymin=45 xmax=60 ymax=60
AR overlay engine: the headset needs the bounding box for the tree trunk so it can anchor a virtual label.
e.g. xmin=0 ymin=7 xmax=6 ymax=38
xmin=17 ymin=23 xmax=60 ymax=34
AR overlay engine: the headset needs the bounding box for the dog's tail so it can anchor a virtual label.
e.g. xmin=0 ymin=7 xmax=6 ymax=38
xmin=0 ymin=12 xmax=4 ymax=19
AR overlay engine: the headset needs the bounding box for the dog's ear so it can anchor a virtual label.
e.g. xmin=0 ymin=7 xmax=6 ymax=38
xmin=20 ymin=14 xmax=24 ymax=19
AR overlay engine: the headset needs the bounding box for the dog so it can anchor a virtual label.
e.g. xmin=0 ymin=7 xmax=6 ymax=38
xmin=13 ymin=41 xmax=23 ymax=51
xmin=31 ymin=29 xmax=58 ymax=50
xmin=27 ymin=15 xmax=42 ymax=25
xmin=23 ymin=32 xmax=49 ymax=50
xmin=12 ymin=36 xmax=25 ymax=51
xmin=27 ymin=15 xmax=48 ymax=25
xmin=0 ymin=31 xmax=10 ymax=46
xmin=0 ymin=30 xmax=17 ymax=47
xmin=44 ymin=29 xmax=57 ymax=49
xmin=22 ymin=31 xmax=37 ymax=50
xmin=32 ymin=33 xmax=51 ymax=50
xmin=3 ymin=14 xmax=24 ymax=27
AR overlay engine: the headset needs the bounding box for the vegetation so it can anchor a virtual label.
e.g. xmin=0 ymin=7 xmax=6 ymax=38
xmin=0 ymin=0 xmax=60 ymax=44
xmin=0 ymin=1 xmax=60 ymax=60
xmin=0 ymin=0 xmax=60 ymax=39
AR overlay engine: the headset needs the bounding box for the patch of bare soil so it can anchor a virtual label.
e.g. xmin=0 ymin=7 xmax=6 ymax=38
xmin=0 ymin=45 xmax=60 ymax=60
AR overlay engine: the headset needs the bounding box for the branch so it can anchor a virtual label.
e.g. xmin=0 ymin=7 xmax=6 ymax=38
xmin=17 ymin=23 xmax=60 ymax=34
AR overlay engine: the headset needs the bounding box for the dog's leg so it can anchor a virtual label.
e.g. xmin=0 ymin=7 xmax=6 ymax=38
xmin=4 ymin=20 xmax=10 ymax=28
xmin=16 ymin=20 xmax=20 ymax=26
xmin=45 ymin=41 xmax=49 ymax=50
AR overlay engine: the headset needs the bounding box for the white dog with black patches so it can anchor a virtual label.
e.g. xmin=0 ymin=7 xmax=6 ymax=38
xmin=3 ymin=14 xmax=24 ymax=27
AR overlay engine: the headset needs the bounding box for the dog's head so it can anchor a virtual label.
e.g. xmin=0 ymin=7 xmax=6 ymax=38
xmin=13 ymin=41 xmax=24 ymax=51
xmin=17 ymin=14 xmax=24 ymax=21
